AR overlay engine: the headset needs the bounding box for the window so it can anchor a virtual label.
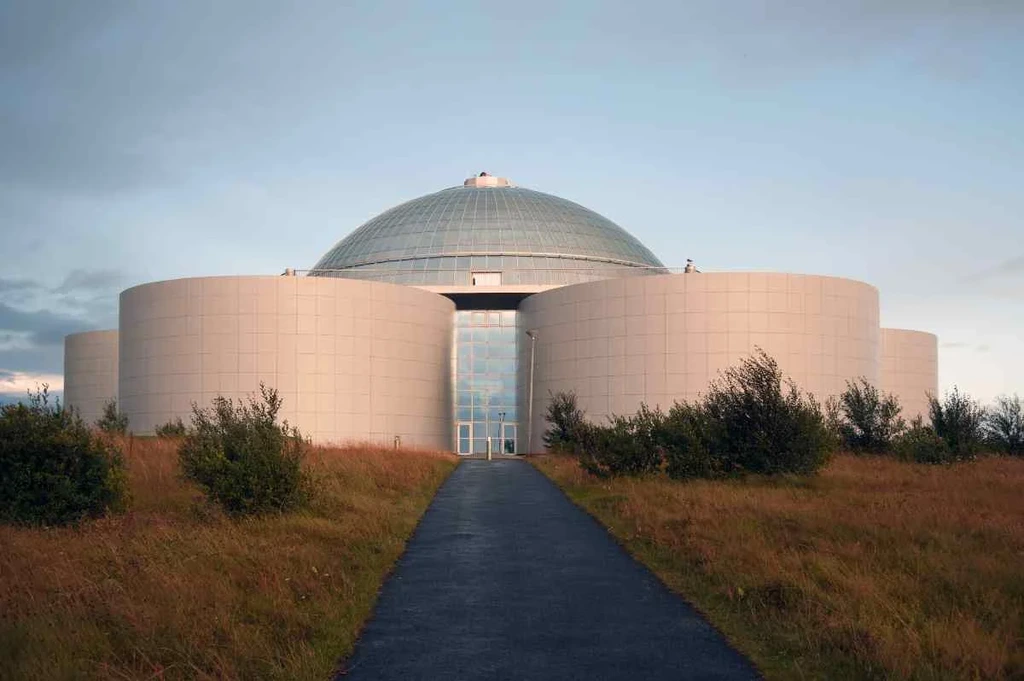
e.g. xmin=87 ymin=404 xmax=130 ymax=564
xmin=471 ymin=272 xmax=502 ymax=286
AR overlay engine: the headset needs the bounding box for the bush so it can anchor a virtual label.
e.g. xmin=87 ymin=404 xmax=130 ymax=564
xmin=0 ymin=387 xmax=128 ymax=526
xmin=551 ymin=349 xmax=834 ymax=480
xmin=178 ymin=385 xmax=309 ymax=516
xmin=836 ymin=378 xmax=905 ymax=453
xmin=155 ymin=417 xmax=187 ymax=438
xmin=577 ymin=405 xmax=662 ymax=478
xmin=701 ymin=349 xmax=834 ymax=476
xmin=823 ymin=395 xmax=844 ymax=450
xmin=928 ymin=387 xmax=985 ymax=461
xmin=543 ymin=390 xmax=587 ymax=453
xmin=985 ymin=394 xmax=1023 ymax=456
xmin=895 ymin=419 xmax=953 ymax=464
xmin=658 ymin=402 xmax=719 ymax=480
xmin=96 ymin=398 xmax=129 ymax=435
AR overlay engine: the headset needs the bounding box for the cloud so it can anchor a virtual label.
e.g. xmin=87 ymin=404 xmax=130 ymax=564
xmin=0 ymin=331 xmax=33 ymax=352
xmin=0 ymin=369 xmax=63 ymax=394
xmin=941 ymin=341 xmax=994 ymax=353
xmin=0 ymin=302 xmax=94 ymax=346
xmin=958 ymin=256 xmax=1024 ymax=301
xmin=0 ymin=268 xmax=122 ymax=381
xmin=0 ymin=345 xmax=66 ymax=377
xmin=986 ymin=255 xmax=1024 ymax=278
xmin=592 ymin=0 xmax=1024 ymax=85
xmin=0 ymin=3 xmax=311 ymax=197
xmin=0 ymin=278 xmax=37 ymax=293
xmin=961 ymin=254 xmax=1024 ymax=283
xmin=0 ymin=367 xmax=63 ymax=408
xmin=2 ymin=0 xmax=1015 ymax=202
xmin=0 ymin=2 xmax=171 ymax=196
xmin=53 ymin=269 xmax=124 ymax=294
xmin=0 ymin=1 xmax=124 ymax=71
xmin=0 ymin=268 xmax=124 ymax=306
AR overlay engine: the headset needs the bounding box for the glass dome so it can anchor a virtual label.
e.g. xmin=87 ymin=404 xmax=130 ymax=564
xmin=309 ymin=175 xmax=667 ymax=286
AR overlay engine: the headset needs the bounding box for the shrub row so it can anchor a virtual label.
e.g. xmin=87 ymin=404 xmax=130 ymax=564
xmin=546 ymin=350 xmax=835 ymax=479
xmin=831 ymin=380 xmax=1021 ymax=463
xmin=545 ymin=350 xmax=1023 ymax=478
xmin=0 ymin=385 xmax=308 ymax=526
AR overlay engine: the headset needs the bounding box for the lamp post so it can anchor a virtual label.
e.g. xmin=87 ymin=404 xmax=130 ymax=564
xmin=525 ymin=329 xmax=537 ymax=455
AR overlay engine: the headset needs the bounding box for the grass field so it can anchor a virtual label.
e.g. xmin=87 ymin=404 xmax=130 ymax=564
xmin=534 ymin=453 xmax=1024 ymax=681
xmin=0 ymin=437 xmax=457 ymax=680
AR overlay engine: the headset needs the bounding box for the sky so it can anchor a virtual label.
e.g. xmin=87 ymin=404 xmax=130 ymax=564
xmin=1 ymin=0 xmax=1022 ymax=405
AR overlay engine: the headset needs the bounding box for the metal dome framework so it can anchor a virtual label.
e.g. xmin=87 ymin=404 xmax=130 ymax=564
xmin=310 ymin=180 xmax=667 ymax=287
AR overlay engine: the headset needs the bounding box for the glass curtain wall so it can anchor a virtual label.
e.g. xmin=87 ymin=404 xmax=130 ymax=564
xmin=454 ymin=310 xmax=519 ymax=454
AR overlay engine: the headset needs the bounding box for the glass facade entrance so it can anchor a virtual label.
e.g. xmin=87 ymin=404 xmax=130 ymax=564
xmin=457 ymin=422 xmax=472 ymax=455
xmin=454 ymin=310 xmax=519 ymax=454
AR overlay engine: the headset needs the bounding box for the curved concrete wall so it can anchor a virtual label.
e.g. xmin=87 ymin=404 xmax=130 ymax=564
xmin=64 ymin=330 xmax=119 ymax=427
xmin=119 ymin=276 xmax=454 ymax=447
xmin=880 ymin=328 xmax=938 ymax=421
xmin=518 ymin=272 xmax=880 ymax=452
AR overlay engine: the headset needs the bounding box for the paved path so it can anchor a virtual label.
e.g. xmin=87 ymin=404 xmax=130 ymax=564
xmin=339 ymin=460 xmax=760 ymax=680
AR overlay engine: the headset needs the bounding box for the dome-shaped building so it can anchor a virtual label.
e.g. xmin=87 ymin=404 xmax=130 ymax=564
xmin=63 ymin=173 xmax=939 ymax=455
xmin=311 ymin=174 xmax=666 ymax=286
xmin=309 ymin=174 xmax=670 ymax=455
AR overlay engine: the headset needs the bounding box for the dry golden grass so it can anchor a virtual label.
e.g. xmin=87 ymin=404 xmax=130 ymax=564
xmin=0 ymin=437 xmax=457 ymax=680
xmin=534 ymin=453 xmax=1024 ymax=681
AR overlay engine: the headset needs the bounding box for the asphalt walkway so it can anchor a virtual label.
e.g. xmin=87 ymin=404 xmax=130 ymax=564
xmin=339 ymin=460 xmax=760 ymax=680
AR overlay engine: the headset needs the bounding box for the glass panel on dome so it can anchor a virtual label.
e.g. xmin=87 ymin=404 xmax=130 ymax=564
xmin=308 ymin=183 xmax=666 ymax=286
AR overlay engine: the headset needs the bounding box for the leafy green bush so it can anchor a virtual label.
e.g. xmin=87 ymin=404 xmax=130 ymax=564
xmin=155 ymin=417 xmax=187 ymax=438
xmin=178 ymin=385 xmax=309 ymax=516
xmin=550 ymin=349 xmax=834 ymax=479
xmin=577 ymin=405 xmax=662 ymax=478
xmin=543 ymin=390 xmax=587 ymax=453
xmin=96 ymin=398 xmax=129 ymax=435
xmin=823 ymin=395 xmax=845 ymax=451
xmin=895 ymin=419 xmax=953 ymax=464
xmin=836 ymin=378 xmax=905 ymax=453
xmin=928 ymin=387 xmax=985 ymax=461
xmin=0 ymin=387 xmax=128 ymax=526
xmin=701 ymin=349 xmax=834 ymax=476
xmin=657 ymin=401 xmax=719 ymax=480
xmin=985 ymin=394 xmax=1023 ymax=456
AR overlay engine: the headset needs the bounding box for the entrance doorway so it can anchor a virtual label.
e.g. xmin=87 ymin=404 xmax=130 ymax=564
xmin=453 ymin=309 xmax=520 ymax=456
xmin=457 ymin=423 xmax=472 ymax=455
xmin=501 ymin=423 xmax=517 ymax=454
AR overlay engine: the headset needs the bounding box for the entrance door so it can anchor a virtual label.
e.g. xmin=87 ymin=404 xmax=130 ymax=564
xmin=457 ymin=423 xmax=472 ymax=455
xmin=502 ymin=424 xmax=517 ymax=455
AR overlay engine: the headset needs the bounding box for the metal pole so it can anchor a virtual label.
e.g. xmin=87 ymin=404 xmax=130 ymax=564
xmin=526 ymin=330 xmax=537 ymax=455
